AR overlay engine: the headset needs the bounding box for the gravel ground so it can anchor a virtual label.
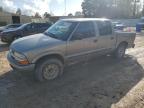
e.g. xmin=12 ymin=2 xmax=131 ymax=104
xmin=0 ymin=41 xmax=9 ymax=52
xmin=0 ymin=36 xmax=144 ymax=108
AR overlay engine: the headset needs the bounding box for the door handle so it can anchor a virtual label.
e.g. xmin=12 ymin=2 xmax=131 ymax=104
xmin=93 ymin=39 xmax=98 ymax=43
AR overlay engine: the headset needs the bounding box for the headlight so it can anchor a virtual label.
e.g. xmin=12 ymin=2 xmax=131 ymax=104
xmin=13 ymin=51 xmax=26 ymax=61
xmin=10 ymin=50 xmax=29 ymax=65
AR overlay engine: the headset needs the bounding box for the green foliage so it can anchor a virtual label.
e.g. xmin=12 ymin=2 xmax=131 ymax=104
xmin=81 ymin=0 xmax=141 ymax=18
xmin=34 ymin=12 xmax=41 ymax=18
xmin=43 ymin=12 xmax=51 ymax=18
xmin=68 ymin=13 xmax=73 ymax=16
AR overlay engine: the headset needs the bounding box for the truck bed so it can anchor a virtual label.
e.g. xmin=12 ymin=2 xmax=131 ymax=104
xmin=115 ymin=31 xmax=136 ymax=48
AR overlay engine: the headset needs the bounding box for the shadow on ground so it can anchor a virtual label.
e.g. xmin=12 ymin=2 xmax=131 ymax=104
xmin=0 ymin=55 xmax=144 ymax=108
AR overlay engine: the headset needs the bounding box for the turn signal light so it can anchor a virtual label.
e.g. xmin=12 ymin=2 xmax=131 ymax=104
xmin=18 ymin=60 xmax=29 ymax=65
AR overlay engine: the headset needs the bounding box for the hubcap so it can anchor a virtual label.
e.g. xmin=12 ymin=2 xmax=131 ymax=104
xmin=43 ymin=64 xmax=59 ymax=80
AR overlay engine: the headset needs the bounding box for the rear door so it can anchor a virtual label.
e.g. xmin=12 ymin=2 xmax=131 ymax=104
xmin=66 ymin=21 xmax=97 ymax=62
xmin=95 ymin=21 xmax=116 ymax=53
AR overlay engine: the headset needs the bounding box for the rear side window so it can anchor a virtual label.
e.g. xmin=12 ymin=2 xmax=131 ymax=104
xmin=97 ymin=21 xmax=112 ymax=36
xmin=33 ymin=24 xmax=39 ymax=29
xmin=25 ymin=24 xmax=32 ymax=30
xmin=72 ymin=22 xmax=95 ymax=40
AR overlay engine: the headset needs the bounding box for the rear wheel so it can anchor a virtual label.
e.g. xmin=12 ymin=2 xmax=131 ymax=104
xmin=35 ymin=58 xmax=63 ymax=82
xmin=114 ymin=43 xmax=127 ymax=59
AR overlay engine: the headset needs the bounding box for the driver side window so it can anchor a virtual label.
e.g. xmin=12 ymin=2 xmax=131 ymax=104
xmin=25 ymin=24 xmax=32 ymax=31
xmin=71 ymin=22 xmax=95 ymax=40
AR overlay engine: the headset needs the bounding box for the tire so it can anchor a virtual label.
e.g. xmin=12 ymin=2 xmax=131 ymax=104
xmin=114 ymin=43 xmax=127 ymax=59
xmin=35 ymin=58 xmax=63 ymax=82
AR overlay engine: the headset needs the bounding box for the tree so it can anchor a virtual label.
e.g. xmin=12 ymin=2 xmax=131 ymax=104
xmin=50 ymin=11 xmax=54 ymax=16
xmin=132 ymin=0 xmax=141 ymax=17
xmin=68 ymin=13 xmax=73 ymax=16
xmin=81 ymin=0 xmax=141 ymax=18
xmin=75 ymin=11 xmax=82 ymax=16
xmin=43 ymin=12 xmax=51 ymax=18
xmin=16 ymin=8 xmax=21 ymax=15
xmin=34 ymin=12 xmax=41 ymax=18
xmin=82 ymin=0 xmax=113 ymax=17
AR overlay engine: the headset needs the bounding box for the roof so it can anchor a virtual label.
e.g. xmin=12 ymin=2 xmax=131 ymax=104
xmin=61 ymin=18 xmax=110 ymax=22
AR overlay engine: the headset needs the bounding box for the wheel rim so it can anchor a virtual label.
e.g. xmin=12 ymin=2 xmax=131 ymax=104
xmin=43 ymin=64 xmax=59 ymax=80
xmin=118 ymin=46 xmax=125 ymax=57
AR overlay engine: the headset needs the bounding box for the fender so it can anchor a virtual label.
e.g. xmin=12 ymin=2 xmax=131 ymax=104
xmin=31 ymin=51 xmax=65 ymax=63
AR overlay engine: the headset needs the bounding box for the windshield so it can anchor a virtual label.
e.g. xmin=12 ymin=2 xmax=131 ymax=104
xmin=17 ymin=23 xmax=29 ymax=29
xmin=44 ymin=20 xmax=77 ymax=41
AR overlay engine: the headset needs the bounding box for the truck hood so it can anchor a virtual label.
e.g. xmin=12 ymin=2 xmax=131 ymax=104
xmin=10 ymin=33 xmax=63 ymax=52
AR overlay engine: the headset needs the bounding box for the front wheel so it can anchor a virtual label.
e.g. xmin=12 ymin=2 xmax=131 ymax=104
xmin=114 ymin=43 xmax=127 ymax=59
xmin=35 ymin=58 xmax=63 ymax=82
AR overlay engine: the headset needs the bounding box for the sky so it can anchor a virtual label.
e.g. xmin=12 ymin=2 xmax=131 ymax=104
xmin=0 ymin=0 xmax=83 ymax=16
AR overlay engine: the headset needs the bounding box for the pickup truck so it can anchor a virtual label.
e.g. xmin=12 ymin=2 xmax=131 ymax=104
xmin=7 ymin=18 xmax=136 ymax=82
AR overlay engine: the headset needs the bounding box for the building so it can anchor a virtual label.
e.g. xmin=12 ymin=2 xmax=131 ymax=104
xmin=0 ymin=11 xmax=32 ymax=26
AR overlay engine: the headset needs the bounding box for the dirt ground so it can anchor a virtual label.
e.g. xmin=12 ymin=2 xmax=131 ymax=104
xmin=0 ymin=35 xmax=144 ymax=108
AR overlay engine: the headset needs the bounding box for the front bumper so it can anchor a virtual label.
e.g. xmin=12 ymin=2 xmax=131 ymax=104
xmin=7 ymin=52 xmax=35 ymax=71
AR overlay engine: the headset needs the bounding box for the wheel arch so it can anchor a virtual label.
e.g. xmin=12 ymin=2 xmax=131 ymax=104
xmin=34 ymin=53 xmax=65 ymax=65
xmin=117 ymin=41 xmax=128 ymax=48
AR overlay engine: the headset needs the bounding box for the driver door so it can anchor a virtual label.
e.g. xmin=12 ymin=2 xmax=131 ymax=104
xmin=66 ymin=22 xmax=97 ymax=63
